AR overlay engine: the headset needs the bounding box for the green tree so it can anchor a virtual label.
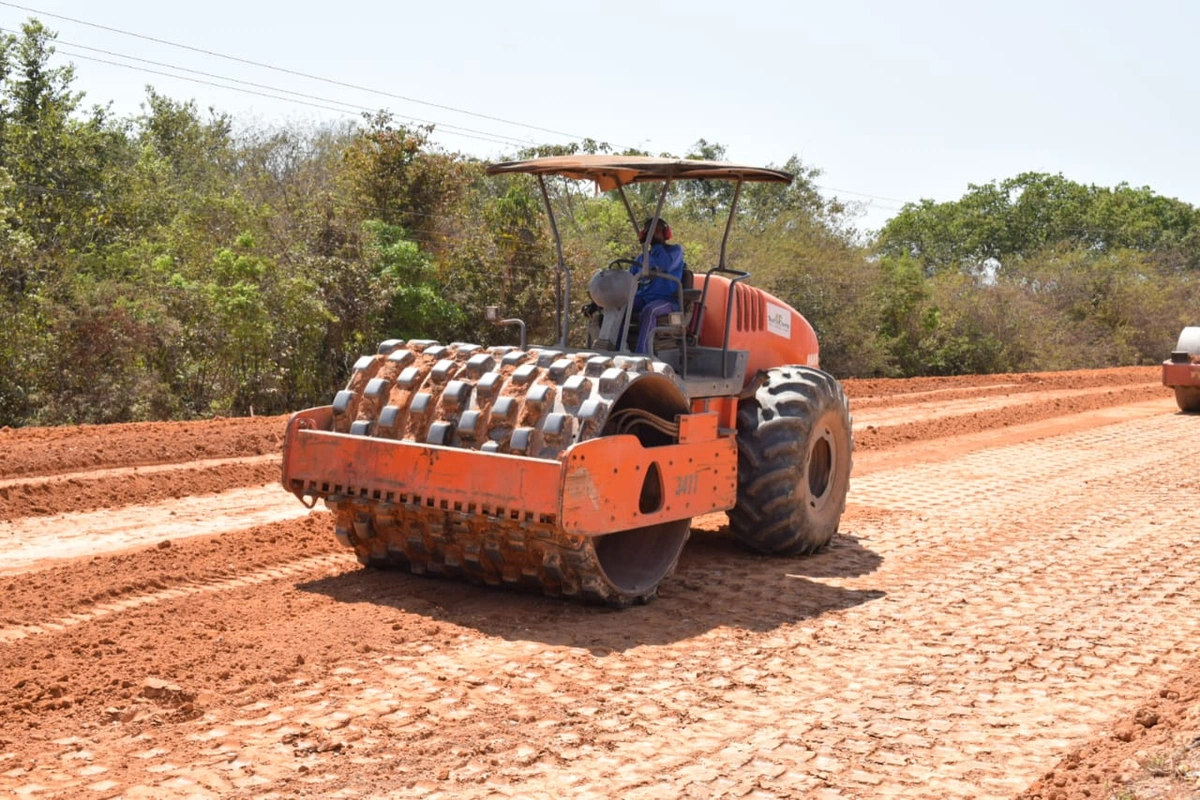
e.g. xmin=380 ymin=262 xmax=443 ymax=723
xmin=339 ymin=113 xmax=469 ymax=240
xmin=365 ymin=219 xmax=464 ymax=340
xmin=874 ymin=255 xmax=937 ymax=375
xmin=878 ymin=172 xmax=1200 ymax=276
xmin=0 ymin=20 xmax=124 ymax=278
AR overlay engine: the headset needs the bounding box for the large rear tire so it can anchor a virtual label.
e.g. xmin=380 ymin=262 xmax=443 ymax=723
xmin=729 ymin=366 xmax=853 ymax=555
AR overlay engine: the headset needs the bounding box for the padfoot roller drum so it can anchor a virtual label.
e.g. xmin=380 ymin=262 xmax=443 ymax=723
xmin=282 ymin=339 xmax=738 ymax=606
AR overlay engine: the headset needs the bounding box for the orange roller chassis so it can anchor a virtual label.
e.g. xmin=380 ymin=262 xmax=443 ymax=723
xmin=1162 ymin=361 xmax=1200 ymax=389
xmin=282 ymin=407 xmax=737 ymax=537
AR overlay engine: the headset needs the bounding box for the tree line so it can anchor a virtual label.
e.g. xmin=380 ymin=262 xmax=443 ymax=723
xmin=1 ymin=19 xmax=1197 ymax=427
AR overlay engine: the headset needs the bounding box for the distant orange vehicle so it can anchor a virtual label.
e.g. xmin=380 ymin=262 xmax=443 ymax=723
xmin=281 ymin=155 xmax=853 ymax=605
xmin=1163 ymin=326 xmax=1200 ymax=412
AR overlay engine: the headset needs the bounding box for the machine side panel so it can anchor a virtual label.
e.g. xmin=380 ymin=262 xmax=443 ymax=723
xmin=693 ymin=275 xmax=820 ymax=383
xmin=559 ymin=434 xmax=738 ymax=536
xmin=1162 ymin=361 xmax=1200 ymax=388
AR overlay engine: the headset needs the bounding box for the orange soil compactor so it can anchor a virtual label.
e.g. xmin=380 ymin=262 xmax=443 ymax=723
xmin=281 ymin=156 xmax=853 ymax=606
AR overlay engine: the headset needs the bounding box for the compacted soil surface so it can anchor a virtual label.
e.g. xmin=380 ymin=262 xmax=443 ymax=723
xmin=1 ymin=366 xmax=1197 ymax=799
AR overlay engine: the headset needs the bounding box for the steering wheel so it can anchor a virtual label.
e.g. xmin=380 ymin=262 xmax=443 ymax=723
xmin=607 ymin=257 xmax=657 ymax=287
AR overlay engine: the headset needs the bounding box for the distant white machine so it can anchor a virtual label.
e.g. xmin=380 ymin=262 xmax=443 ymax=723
xmin=1163 ymin=326 xmax=1200 ymax=412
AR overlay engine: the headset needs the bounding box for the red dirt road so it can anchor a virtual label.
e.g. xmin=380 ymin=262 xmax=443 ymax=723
xmin=1 ymin=366 xmax=1197 ymax=799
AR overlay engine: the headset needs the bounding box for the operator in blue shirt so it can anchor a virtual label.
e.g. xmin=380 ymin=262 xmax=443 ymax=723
xmin=629 ymin=217 xmax=686 ymax=354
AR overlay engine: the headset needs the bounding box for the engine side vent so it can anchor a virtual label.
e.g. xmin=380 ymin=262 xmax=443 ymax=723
xmin=734 ymin=282 xmax=766 ymax=332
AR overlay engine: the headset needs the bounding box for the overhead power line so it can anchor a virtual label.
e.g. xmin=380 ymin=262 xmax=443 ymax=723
xmin=54 ymin=48 xmax=536 ymax=149
xmin=9 ymin=29 xmax=541 ymax=150
xmin=0 ymin=0 xmax=594 ymax=143
xmin=815 ymin=185 xmax=913 ymax=206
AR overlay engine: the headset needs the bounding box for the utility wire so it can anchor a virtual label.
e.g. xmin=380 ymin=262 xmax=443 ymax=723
xmin=0 ymin=0 xmax=595 ymax=144
xmin=58 ymin=50 xmax=520 ymax=149
xmin=43 ymin=42 xmax=538 ymax=150
xmin=815 ymin=185 xmax=913 ymax=206
xmin=0 ymin=24 xmax=540 ymax=149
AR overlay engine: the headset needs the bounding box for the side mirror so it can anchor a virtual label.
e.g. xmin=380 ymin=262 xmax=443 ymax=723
xmin=485 ymin=306 xmax=527 ymax=350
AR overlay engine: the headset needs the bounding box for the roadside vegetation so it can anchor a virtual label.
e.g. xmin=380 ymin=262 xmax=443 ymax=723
xmin=1 ymin=19 xmax=1197 ymax=427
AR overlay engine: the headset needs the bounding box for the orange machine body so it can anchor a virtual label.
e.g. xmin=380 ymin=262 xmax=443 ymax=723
xmin=1162 ymin=359 xmax=1200 ymax=389
xmin=693 ymin=275 xmax=821 ymax=386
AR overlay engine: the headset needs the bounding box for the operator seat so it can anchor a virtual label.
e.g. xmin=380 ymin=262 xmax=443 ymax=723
xmin=649 ymin=268 xmax=703 ymax=353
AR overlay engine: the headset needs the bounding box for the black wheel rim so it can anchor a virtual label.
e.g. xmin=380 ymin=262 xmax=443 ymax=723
xmin=807 ymin=428 xmax=834 ymax=507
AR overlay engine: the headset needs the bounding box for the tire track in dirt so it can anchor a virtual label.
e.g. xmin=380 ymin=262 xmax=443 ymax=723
xmin=0 ymin=415 xmax=288 ymax=479
xmin=0 ymin=512 xmax=342 ymax=625
xmin=770 ymin=412 xmax=1200 ymax=796
xmin=0 ymin=552 xmax=349 ymax=644
xmin=852 ymin=398 xmax=1172 ymax=476
xmin=849 ymin=380 xmax=1161 ymax=428
xmin=426 ymin=414 xmax=1176 ymax=795
xmin=852 ymin=380 xmax=1166 ymax=450
xmin=0 ymin=485 xmax=312 ymax=574
xmin=0 ymin=456 xmax=281 ymax=521
xmin=841 ymin=365 xmax=1155 ymax=402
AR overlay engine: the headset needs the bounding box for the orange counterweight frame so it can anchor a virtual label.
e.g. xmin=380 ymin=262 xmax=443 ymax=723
xmin=281 ymin=406 xmax=739 ymax=537
xmin=1162 ymin=360 xmax=1200 ymax=389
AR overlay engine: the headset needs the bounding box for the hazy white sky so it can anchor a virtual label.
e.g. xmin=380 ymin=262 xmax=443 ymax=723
xmin=0 ymin=0 xmax=1196 ymax=232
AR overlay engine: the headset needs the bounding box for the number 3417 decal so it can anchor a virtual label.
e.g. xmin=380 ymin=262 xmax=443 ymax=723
xmin=674 ymin=473 xmax=700 ymax=496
